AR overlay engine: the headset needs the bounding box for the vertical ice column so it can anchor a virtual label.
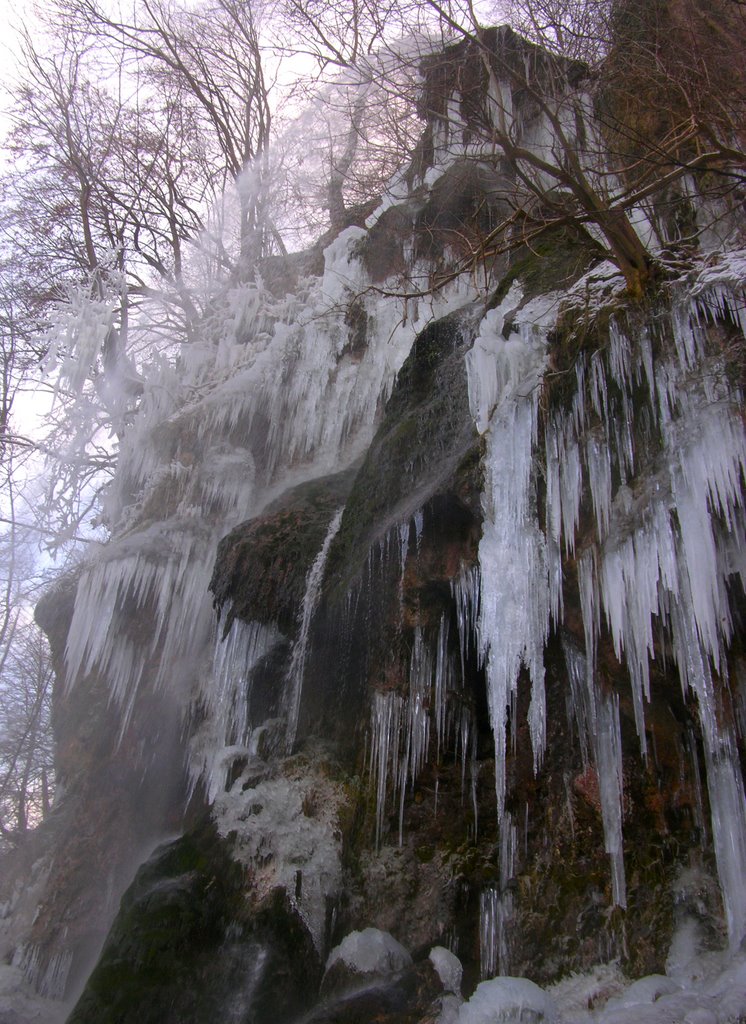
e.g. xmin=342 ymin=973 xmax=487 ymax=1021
xmin=563 ymin=639 xmax=626 ymax=907
xmin=479 ymin=811 xmax=517 ymax=978
xmin=285 ymin=507 xmax=345 ymax=752
xmin=671 ymin=577 xmax=746 ymax=948
xmin=465 ymin=295 xmax=552 ymax=823
xmin=195 ymin=615 xmax=281 ymax=802
xmin=594 ymin=690 xmax=626 ymax=908
xmin=479 ymin=888 xmax=500 ymax=980
xmin=369 ymin=691 xmax=404 ymax=850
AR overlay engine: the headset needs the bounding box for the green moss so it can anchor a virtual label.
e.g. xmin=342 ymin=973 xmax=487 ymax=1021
xmin=67 ymin=821 xmax=321 ymax=1024
xmin=488 ymin=225 xmax=601 ymax=311
xmin=211 ymin=469 xmax=356 ymax=631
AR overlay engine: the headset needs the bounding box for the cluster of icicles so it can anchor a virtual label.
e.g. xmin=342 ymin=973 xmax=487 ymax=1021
xmin=62 ymin=223 xmax=472 ymax=742
xmin=543 ymin=282 xmax=746 ymax=947
xmin=367 ymin=274 xmax=746 ymax=951
xmin=60 ymin=217 xmax=746 ymax=960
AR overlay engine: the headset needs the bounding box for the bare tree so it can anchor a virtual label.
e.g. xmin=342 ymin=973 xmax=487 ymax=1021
xmin=0 ymin=616 xmax=55 ymax=846
xmin=502 ymin=0 xmax=612 ymax=60
xmin=381 ymin=0 xmax=746 ymax=296
xmin=68 ymin=0 xmax=279 ymax=269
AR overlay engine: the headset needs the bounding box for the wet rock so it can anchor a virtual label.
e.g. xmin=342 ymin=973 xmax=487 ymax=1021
xmin=307 ymin=959 xmax=446 ymax=1024
xmin=211 ymin=470 xmax=355 ymax=633
xmin=66 ymin=824 xmax=321 ymax=1024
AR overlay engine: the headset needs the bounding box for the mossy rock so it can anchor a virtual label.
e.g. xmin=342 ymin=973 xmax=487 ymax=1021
xmin=325 ymin=304 xmax=482 ymax=594
xmin=66 ymin=822 xmax=321 ymax=1024
xmin=489 ymin=224 xmax=601 ymax=313
xmin=211 ymin=469 xmax=356 ymax=632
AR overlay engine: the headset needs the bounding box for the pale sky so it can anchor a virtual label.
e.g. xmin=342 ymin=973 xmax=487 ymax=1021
xmin=0 ymin=0 xmax=28 ymax=147
xmin=0 ymin=0 xmax=25 ymax=71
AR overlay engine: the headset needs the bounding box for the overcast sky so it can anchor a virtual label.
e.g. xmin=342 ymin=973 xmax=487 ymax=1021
xmin=0 ymin=0 xmax=24 ymax=70
xmin=0 ymin=0 xmax=28 ymax=147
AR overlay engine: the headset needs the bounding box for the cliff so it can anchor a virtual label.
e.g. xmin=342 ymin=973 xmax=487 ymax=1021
xmin=1 ymin=23 xmax=745 ymax=1024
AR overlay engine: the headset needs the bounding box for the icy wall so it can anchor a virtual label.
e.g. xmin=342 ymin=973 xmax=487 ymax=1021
xmin=7 ymin=24 xmax=746 ymax=1024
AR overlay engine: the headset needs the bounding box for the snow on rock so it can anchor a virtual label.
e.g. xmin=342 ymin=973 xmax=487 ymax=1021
xmin=430 ymin=946 xmax=464 ymax=994
xmin=602 ymin=974 xmax=683 ymax=1010
xmin=457 ymin=976 xmax=558 ymax=1024
xmin=546 ymin=962 xmax=626 ymax=1018
xmin=546 ymin=949 xmax=746 ymax=1024
xmin=325 ymin=927 xmax=412 ymax=978
xmin=212 ymin=756 xmax=347 ymax=952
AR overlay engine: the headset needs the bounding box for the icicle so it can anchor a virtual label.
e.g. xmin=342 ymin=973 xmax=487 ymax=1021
xmin=414 ymin=509 xmax=424 ymax=552
xmin=192 ymin=614 xmax=282 ymax=802
xmin=557 ymin=285 xmax=746 ymax=937
xmin=702 ymin=727 xmax=746 ymax=948
xmin=466 ymin=295 xmax=552 ymax=822
xmin=459 ymin=707 xmax=471 ymax=802
xmin=563 ymin=639 xmax=626 ymax=906
xmin=368 ymin=616 xmax=471 ymax=846
xmin=397 ymin=520 xmax=410 ymax=608
xmin=470 ymin=740 xmax=479 ymax=840
xmin=369 ymin=691 xmax=404 ymax=850
xmin=16 ymin=945 xmax=73 ymax=1001
xmin=686 ymin=727 xmax=707 ymax=836
xmin=451 ymin=563 xmax=481 ymax=679
xmin=594 ymin=690 xmax=626 ymax=908
xmin=64 ymin=521 xmax=218 ymax=737
xmin=285 ymin=507 xmax=345 ymax=751
xmin=562 ymin=636 xmax=592 ymax=770
xmin=479 ymin=813 xmax=516 ymax=979
xmin=394 ymin=628 xmax=434 ymax=845
xmin=479 ymin=888 xmax=500 ymax=979
xmin=434 ymin=615 xmax=451 ymax=760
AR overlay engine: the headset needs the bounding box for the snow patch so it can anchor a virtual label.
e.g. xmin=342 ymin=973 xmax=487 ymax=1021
xmin=457 ymin=976 xmax=558 ymax=1024
xmin=430 ymin=946 xmax=463 ymax=994
xmin=325 ymin=927 xmax=412 ymax=977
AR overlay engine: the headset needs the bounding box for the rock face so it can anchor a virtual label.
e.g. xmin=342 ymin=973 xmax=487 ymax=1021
xmin=67 ymin=826 xmax=321 ymax=1024
xmin=2 ymin=24 xmax=745 ymax=1024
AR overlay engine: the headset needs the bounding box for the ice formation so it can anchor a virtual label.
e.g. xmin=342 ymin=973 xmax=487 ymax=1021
xmin=465 ymin=289 xmax=558 ymax=822
xmin=563 ymin=640 xmax=626 ymax=908
xmin=30 ymin=19 xmax=746 ymax=1012
xmin=325 ymin=928 xmax=412 ymax=978
xmin=463 ymin=259 xmax=746 ymax=945
xmin=547 ymin=945 xmax=746 ymax=1024
xmin=213 ymin=762 xmax=346 ymax=951
xmin=191 ymin=614 xmax=282 ymax=802
xmin=543 ymin=272 xmax=746 ymax=942
xmin=479 ymin=812 xmax=518 ymax=979
xmin=62 ymin=225 xmax=471 ymax=777
xmin=457 ymin=976 xmax=558 ymax=1024
xmin=368 ymin=606 xmax=477 ymax=848
xmin=285 ymin=506 xmax=345 ymax=752
xmin=429 ymin=946 xmax=463 ymax=994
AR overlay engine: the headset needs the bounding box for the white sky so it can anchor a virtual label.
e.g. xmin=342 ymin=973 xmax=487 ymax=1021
xmin=0 ymin=0 xmax=31 ymax=151
xmin=0 ymin=0 xmax=27 ymax=73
